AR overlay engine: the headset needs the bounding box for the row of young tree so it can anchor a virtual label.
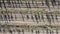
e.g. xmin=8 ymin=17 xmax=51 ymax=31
xmin=0 ymin=10 xmax=59 ymax=23
xmin=19 ymin=10 xmax=59 ymax=23
xmin=0 ymin=0 xmax=60 ymax=9
xmin=0 ymin=27 xmax=59 ymax=34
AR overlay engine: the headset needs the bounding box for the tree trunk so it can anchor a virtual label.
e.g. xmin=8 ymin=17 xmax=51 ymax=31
xmin=55 ymin=14 xmax=58 ymax=22
xmin=34 ymin=14 xmax=39 ymax=23
xmin=41 ymin=14 xmax=45 ymax=22
xmin=31 ymin=15 xmax=34 ymax=22
xmin=26 ymin=15 xmax=29 ymax=19
xmin=42 ymin=0 xmax=44 ymax=6
xmin=51 ymin=14 xmax=54 ymax=22
xmin=38 ymin=13 xmax=41 ymax=22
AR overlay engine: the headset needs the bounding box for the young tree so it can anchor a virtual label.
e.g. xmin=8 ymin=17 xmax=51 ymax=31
xmin=38 ymin=13 xmax=41 ymax=22
xmin=17 ymin=0 xmax=21 ymax=8
xmin=7 ymin=0 xmax=11 ymax=7
xmin=34 ymin=14 xmax=39 ymax=23
xmin=20 ymin=0 xmax=22 ymax=7
xmin=0 ymin=28 xmax=1 ymax=32
xmin=45 ymin=0 xmax=50 ymax=10
xmin=28 ymin=1 xmax=31 ymax=8
xmin=11 ymin=14 xmax=13 ymax=21
xmin=15 ymin=14 xmax=17 ymax=21
xmin=32 ymin=0 xmax=34 ymax=7
xmin=22 ymin=29 xmax=24 ymax=34
xmin=26 ymin=15 xmax=30 ymax=19
xmin=31 ymin=29 xmax=33 ymax=33
xmin=0 ymin=2 xmax=2 ymax=9
xmin=46 ymin=13 xmax=51 ymax=23
xmin=58 ymin=0 xmax=60 ymax=5
xmin=50 ymin=13 xmax=54 ymax=22
xmin=41 ymin=14 xmax=45 ymax=22
xmin=26 ymin=1 xmax=29 ymax=8
xmin=37 ymin=30 xmax=40 ymax=34
xmin=36 ymin=30 xmax=37 ymax=34
xmin=4 ymin=15 xmax=7 ymax=21
xmin=55 ymin=14 xmax=58 ymax=22
xmin=42 ymin=0 xmax=44 ymax=6
xmin=56 ymin=28 xmax=58 ymax=34
xmin=13 ymin=29 xmax=16 ymax=34
xmin=35 ymin=30 xmax=40 ymax=34
xmin=34 ymin=11 xmax=41 ymax=23
xmin=31 ymin=15 xmax=34 ymax=22
xmin=12 ymin=0 xmax=15 ymax=8
xmin=30 ymin=11 xmax=35 ymax=22
xmin=35 ymin=1 xmax=39 ymax=8
xmin=2 ymin=0 xmax=7 ymax=9
xmin=14 ymin=0 xmax=17 ymax=8
xmin=49 ymin=30 xmax=51 ymax=34
xmin=20 ymin=11 xmax=25 ymax=21
xmin=0 ymin=15 xmax=3 ymax=21
xmin=9 ymin=29 xmax=12 ymax=34
xmin=3 ymin=29 xmax=7 ymax=34
xmin=51 ymin=0 xmax=56 ymax=8
xmin=16 ymin=29 xmax=21 ymax=34
xmin=8 ymin=15 xmax=10 ymax=21
xmin=46 ymin=29 xmax=48 ymax=34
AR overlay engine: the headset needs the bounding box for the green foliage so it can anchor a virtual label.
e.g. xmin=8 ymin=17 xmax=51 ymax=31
xmin=43 ymin=24 xmax=53 ymax=29
xmin=0 ymin=10 xmax=10 ymax=13
xmin=43 ymin=25 xmax=49 ymax=28
xmin=1 ymin=24 xmax=54 ymax=29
